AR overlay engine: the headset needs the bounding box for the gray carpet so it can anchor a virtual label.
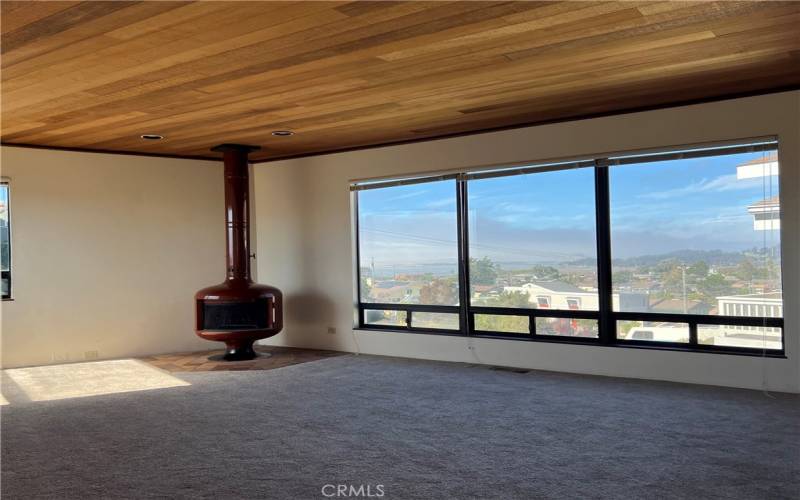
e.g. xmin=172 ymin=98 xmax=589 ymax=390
xmin=2 ymin=354 xmax=799 ymax=499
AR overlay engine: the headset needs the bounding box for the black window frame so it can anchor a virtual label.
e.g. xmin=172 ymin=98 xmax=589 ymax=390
xmin=1 ymin=180 xmax=11 ymax=300
xmin=353 ymin=139 xmax=785 ymax=357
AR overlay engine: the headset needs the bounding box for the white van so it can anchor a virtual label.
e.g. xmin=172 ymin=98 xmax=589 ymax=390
xmin=626 ymin=325 xmax=689 ymax=343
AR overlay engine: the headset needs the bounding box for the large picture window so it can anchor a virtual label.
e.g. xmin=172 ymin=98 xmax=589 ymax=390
xmin=352 ymin=139 xmax=784 ymax=355
xmin=1 ymin=182 xmax=11 ymax=300
xmin=357 ymin=178 xmax=460 ymax=331
xmin=609 ymin=149 xmax=782 ymax=349
xmin=468 ymin=167 xmax=598 ymax=311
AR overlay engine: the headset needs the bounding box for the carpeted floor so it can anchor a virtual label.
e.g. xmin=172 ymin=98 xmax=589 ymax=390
xmin=2 ymin=354 xmax=799 ymax=499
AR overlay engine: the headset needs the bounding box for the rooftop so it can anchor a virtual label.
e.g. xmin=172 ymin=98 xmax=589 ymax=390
xmin=747 ymin=195 xmax=780 ymax=209
xmin=737 ymin=153 xmax=778 ymax=167
xmin=532 ymin=280 xmax=587 ymax=294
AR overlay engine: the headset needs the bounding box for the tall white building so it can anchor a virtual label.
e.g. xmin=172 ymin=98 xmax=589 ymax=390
xmin=737 ymin=153 xmax=780 ymax=231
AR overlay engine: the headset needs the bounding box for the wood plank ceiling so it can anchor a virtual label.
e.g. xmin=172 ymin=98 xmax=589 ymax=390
xmin=2 ymin=1 xmax=800 ymax=162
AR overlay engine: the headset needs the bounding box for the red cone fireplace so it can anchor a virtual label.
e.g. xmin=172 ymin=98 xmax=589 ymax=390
xmin=195 ymin=144 xmax=283 ymax=360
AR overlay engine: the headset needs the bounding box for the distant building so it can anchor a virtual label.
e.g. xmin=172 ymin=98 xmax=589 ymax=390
xmin=503 ymin=280 xmax=648 ymax=311
xmin=747 ymin=195 xmax=780 ymax=231
xmin=504 ymin=280 xmax=595 ymax=309
xmin=702 ymin=292 xmax=783 ymax=349
xmin=736 ymin=152 xmax=778 ymax=180
xmin=717 ymin=292 xmax=782 ymax=324
xmin=649 ymin=298 xmax=711 ymax=315
xmin=737 ymin=153 xmax=780 ymax=231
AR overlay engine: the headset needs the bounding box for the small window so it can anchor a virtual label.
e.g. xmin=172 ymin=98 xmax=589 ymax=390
xmin=698 ymin=324 xmax=782 ymax=350
xmin=618 ymin=321 xmax=689 ymax=343
xmin=536 ymin=296 xmax=550 ymax=308
xmin=536 ymin=317 xmax=599 ymax=338
xmin=1 ymin=182 xmax=10 ymax=299
xmin=364 ymin=309 xmax=407 ymax=327
xmin=411 ymin=312 xmax=459 ymax=330
xmin=566 ymin=297 xmax=581 ymax=310
xmin=474 ymin=314 xmax=529 ymax=335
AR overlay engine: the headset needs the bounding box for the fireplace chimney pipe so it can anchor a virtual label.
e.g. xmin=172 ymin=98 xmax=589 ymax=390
xmin=210 ymin=143 xmax=259 ymax=281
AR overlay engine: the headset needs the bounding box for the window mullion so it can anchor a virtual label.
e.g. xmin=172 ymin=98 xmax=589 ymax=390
xmin=456 ymin=175 xmax=471 ymax=336
xmin=353 ymin=191 xmax=363 ymax=327
xmin=594 ymin=162 xmax=614 ymax=344
xmin=689 ymin=322 xmax=698 ymax=346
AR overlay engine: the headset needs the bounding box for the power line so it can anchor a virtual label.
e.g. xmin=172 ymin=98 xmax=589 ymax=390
xmin=359 ymin=226 xmax=586 ymax=260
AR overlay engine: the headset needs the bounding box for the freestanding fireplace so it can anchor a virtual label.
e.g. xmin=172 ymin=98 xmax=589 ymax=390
xmin=195 ymin=144 xmax=283 ymax=360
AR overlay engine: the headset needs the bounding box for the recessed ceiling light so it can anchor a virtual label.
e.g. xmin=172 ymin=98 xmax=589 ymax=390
xmin=271 ymin=130 xmax=294 ymax=137
xmin=140 ymin=134 xmax=164 ymax=140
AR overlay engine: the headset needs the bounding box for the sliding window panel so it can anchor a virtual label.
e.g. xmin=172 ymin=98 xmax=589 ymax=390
xmin=474 ymin=314 xmax=529 ymax=335
xmin=411 ymin=312 xmax=460 ymax=331
xmin=536 ymin=317 xmax=599 ymax=338
xmin=363 ymin=309 xmax=407 ymax=328
xmin=467 ymin=167 xmax=599 ymax=312
xmin=357 ymin=180 xmax=459 ymax=307
xmin=609 ymin=149 xmax=782 ymax=322
xmin=617 ymin=321 xmax=689 ymax=343
xmin=698 ymin=324 xmax=782 ymax=350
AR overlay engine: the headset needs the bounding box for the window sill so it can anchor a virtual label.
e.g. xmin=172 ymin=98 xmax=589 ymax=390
xmin=354 ymin=327 xmax=787 ymax=358
xmin=2 ymin=298 xmax=13 ymax=302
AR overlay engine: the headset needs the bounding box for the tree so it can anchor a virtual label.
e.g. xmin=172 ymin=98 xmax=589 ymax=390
xmin=687 ymin=261 xmax=709 ymax=277
xmin=613 ymin=270 xmax=634 ymax=285
xmin=473 ymin=291 xmax=531 ymax=333
xmin=488 ymin=291 xmax=530 ymax=308
xmin=475 ymin=313 xmax=528 ymax=334
xmin=663 ymin=265 xmax=684 ymax=294
xmin=470 ymin=256 xmax=498 ymax=285
xmin=734 ymin=259 xmax=757 ymax=281
xmin=618 ymin=321 xmax=639 ymax=336
xmin=419 ymin=278 xmax=458 ymax=305
xmin=360 ymin=276 xmax=372 ymax=299
xmin=531 ymin=265 xmax=560 ymax=280
xmin=696 ymin=273 xmax=733 ymax=304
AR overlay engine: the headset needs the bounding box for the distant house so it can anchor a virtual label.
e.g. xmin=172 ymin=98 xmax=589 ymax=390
xmin=503 ymin=280 xmax=648 ymax=311
xmin=504 ymin=280 xmax=593 ymax=309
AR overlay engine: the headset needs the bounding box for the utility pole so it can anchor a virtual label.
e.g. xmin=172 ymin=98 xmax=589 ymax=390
xmin=682 ymin=266 xmax=687 ymax=314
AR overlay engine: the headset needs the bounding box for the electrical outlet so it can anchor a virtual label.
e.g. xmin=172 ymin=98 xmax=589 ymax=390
xmin=327 ymin=326 xmax=336 ymax=335
xmin=84 ymin=350 xmax=99 ymax=360
xmin=52 ymin=353 xmax=70 ymax=363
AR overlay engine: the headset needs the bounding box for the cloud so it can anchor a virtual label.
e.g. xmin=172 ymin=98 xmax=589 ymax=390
xmin=425 ymin=197 xmax=456 ymax=208
xmin=381 ymin=188 xmax=429 ymax=203
xmin=638 ymin=174 xmax=772 ymax=200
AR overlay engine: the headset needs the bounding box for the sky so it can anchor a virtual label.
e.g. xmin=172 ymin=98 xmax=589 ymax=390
xmin=358 ymin=150 xmax=780 ymax=270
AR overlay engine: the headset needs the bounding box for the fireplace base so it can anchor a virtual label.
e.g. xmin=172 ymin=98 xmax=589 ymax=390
xmin=209 ymin=342 xmax=273 ymax=361
xmin=224 ymin=340 xmax=256 ymax=361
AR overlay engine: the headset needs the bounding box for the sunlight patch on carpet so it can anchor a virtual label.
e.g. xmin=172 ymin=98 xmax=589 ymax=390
xmin=4 ymin=359 xmax=190 ymax=402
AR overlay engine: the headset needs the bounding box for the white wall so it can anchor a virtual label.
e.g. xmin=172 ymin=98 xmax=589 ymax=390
xmin=0 ymin=147 xmax=224 ymax=368
xmin=255 ymin=91 xmax=800 ymax=393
